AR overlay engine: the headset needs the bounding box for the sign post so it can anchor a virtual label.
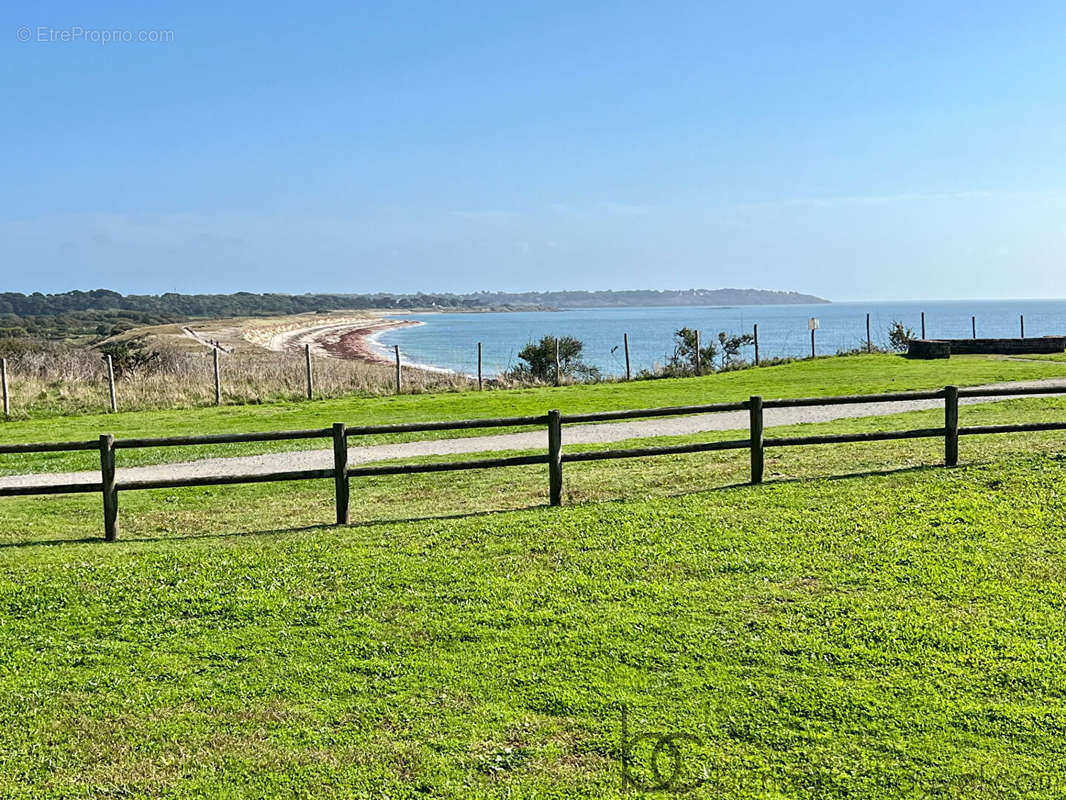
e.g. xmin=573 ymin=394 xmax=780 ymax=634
xmin=808 ymin=317 xmax=820 ymax=358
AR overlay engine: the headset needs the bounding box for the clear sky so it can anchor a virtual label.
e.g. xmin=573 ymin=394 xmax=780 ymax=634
xmin=3 ymin=1 xmax=1065 ymax=300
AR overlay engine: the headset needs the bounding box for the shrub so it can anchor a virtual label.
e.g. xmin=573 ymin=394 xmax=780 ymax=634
xmin=97 ymin=341 xmax=163 ymax=378
xmin=888 ymin=321 xmax=915 ymax=352
xmin=661 ymin=329 xmax=754 ymax=376
xmin=716 ymin=331 xmax=755 ymax=370
xmin=506 ymin=335 xmax=600 ymax=384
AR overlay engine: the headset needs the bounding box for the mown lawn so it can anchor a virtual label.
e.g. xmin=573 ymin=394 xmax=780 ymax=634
xmin=2 ymin=352 xmax=1065 ymax=477
xmin=0 ymin=413 xmax=1065 ymax=797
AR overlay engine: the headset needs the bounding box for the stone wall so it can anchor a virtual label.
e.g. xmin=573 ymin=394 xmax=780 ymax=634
xmin=907 ymin=336 xmax=1066 ymax=359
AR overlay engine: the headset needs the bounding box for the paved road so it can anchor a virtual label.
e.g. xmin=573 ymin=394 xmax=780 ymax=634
xmin=3 ymin=378 xmax=1064 ymax=490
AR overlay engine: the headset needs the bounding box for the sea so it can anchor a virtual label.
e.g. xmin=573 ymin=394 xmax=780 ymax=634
xmin=373 ymin=299 xmax=1066 ymax=378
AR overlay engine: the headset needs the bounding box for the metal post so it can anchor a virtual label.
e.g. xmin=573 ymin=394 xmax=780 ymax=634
xmin=623 ymin=333 xmax=631 ymax=380
xmin=305 ymin=344 xmax=313 ymax=400
xmin=477 ymin=342 xmax=483 ymax=390
xmin=547 ymin=409 xmax=563 ymax=506
xmin=920 ymin=311 xmax=926 ymax=339
xmin=99 ymin=434 xmax=119 ymax=541
xmin=332 ymin=422 xmax=350 ymax=525
xmin=1 ymin=357 xmax=8 ymax=418
xmin=213 ymin=348 xmax=222 ymax=405
xmin=753 ymin=324 xmax=760 ymax=365
xmin=105 ymin=355 xmax=117 ymax=413
xmin=394 ymin=345 xmax=402 ymax=394
xmin=554 ymin=338 xmax=561 ymax=386
xmin=944 ymin=385 xmax=959 ymax=467
xmin=749 ymin=395 xmax=764 ymax=485
xmin=866 ymin=313 xmax=871 ymax=353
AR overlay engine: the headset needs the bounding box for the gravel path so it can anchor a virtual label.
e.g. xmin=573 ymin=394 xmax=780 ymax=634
xmin=3 ymin=378 xmax=1064 ymax=490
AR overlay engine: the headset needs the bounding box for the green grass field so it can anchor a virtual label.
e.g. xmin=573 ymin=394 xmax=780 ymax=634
xmin=2 ymin=355 xmax=1066 ymax=797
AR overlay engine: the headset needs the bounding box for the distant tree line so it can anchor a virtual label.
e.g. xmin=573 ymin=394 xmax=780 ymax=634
xmin=0 ymin=286 xmax=828 ymax=320
xmin=0 ymin=289 xmax=488 ymax=319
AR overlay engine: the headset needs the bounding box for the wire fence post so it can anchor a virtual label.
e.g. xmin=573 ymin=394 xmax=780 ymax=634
xmin=213 ymin=348 xmax=222 ymax=405
xmin=866 ymin=313 xmax=872 ymax=353
xmin=99 ymin=434 xmax=119 ymax=541
xmin=105 ymin=355 xmax=117 ymax=413
xmin=749 ymin=395 xmax=764 ymax=484
xmin=394 ymin=345 xmax=402 ymax=394
xmin=753 ymin=324 xmax=760 ymax=365
xmin=623 ymin=333 xmax=631 ymax=380
xmin=1 ymin=357 xmax=8 ymax=418
xmin=920 ymin=311 xmax=926 ymax=339
xmin=810 ymin=328 xmax=816 ymax=358
xmin=547 ymin=409 xmax=563 ymax=506
xmin=944 ymin=385 xmax=959 ymax=467
xmin=332 ymin=422 xmax=350 ymax=525
xmin=477 ymin=342 xmax=483 ymax=390
xmin=1020 ymin=315 xmax=1025 ymax=338
xmin=695 ymin=330 xmax=702 ymax=375
xmin=304 ymin=344 xmax=313 ymax=400
xmin=972 ymin=316 xmax=976 ymax=339
xmin=554 ymin=338 xmax=561 ymax=386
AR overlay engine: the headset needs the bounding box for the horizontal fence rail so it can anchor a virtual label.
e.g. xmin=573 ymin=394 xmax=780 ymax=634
xmin=0 ymin=383 xmax=1063 ymax=540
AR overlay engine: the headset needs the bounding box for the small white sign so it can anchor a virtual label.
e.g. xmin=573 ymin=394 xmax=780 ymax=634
xmin=808 ymin=317 xmax=820 ymax=331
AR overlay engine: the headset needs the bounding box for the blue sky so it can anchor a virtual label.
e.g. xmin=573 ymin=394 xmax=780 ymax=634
xmin=3 ymin=1 xmax=1066 ymax=300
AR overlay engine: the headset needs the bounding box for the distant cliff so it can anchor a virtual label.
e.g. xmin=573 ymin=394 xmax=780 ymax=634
xmin=466 ymin=288 xmax=830 ymax=307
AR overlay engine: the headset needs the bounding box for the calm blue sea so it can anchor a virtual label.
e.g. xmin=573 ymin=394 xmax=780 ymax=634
xmin=375 ymin=300 xmax=1066 ymax=377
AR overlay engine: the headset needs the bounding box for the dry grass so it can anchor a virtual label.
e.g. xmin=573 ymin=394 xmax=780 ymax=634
xmin=0 ymin=342 xmax=475 ymax=418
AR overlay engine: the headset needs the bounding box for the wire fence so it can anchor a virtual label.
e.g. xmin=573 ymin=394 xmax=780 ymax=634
xmin=0 ymin=311 xmax=1053 ymax=420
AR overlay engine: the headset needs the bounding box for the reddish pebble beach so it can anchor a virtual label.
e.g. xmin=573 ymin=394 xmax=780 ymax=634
xmin=318 ymin=320 xmax=421 ymax=365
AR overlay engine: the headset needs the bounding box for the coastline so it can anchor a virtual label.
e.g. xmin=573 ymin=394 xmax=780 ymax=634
xmin=312 ymin=318 xmax=459 ymax=376
xmin=318 ymin=319 xmax=422 ymax=365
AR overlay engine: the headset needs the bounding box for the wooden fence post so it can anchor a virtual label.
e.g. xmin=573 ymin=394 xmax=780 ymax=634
xmin=332 ymin=422 xmax=350 ymax=525
xmin=477 ymin=342 xmax=483 ymax=390
xmin=548 ymin=409 xmax=563 ymax=506
xmin=1 ymin=357 xmax=8 ymax=418
xmin=695 ymin=330 xmax=702 ymax=375
xmin=920 ymin=311 xmax=926 ymax=339
xmin=305 ymin=344 xmax=313 ymax=400
xmin=753 ymin=324 xmax=760 ymax=365
xmin=749 ymin=395 xmax=764 ymax=484
xmin=394 ymin=345 xmax=402 ymax=394
xmin=866 ymin=313 xmax=871 ymax=353
xmin=554 ymin=338 xmax=561 ymax=386
xmin=972 ymin=316 xmax=976 ymax=339
xmin=213 ymin=349 xmax=222 ymax=406
xmin=810 ymin=328 xmax=816 ymax=358
xmin=944 ymin=385 xmax=959 ymax=467
xmin=623 ymin=333 xmax=631 ymax=380
xmin=1020 ymin=315 xmax=1025 ymax=338
xmin=105 ymin=355 xmax=117 ymax=413
xmin=99 ymin=434 xmax=119 ymax=541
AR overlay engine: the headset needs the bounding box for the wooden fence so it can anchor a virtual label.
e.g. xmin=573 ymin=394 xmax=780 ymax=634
xmin=1 ymin=383 xmax=1064 ymax=541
